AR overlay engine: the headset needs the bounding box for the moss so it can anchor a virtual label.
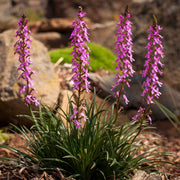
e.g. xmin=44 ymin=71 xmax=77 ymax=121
xmin=49 ymin=43 xmax=117 ymax=72
xmin=0 ymin=130 xmax=10 ymax=144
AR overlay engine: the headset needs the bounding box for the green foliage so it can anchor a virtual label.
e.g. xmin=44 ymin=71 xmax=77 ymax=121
xmin=0 ymin=130 xmax=10 ymax=144
xmin=49 ymin=43 xmax=117 ymax=72
xmin=0 ymin=94 xmax=170 ymax=179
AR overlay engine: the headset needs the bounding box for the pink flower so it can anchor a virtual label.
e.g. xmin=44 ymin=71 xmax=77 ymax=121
xmin=111 ymin=9 xmax=135 ymax=105
xmin=132 ymin=107 xmax=145 ymax=121
xmin=74 ymin=120 xmax=82 ymax=129
xmin=123 ymin=94 xmax=129 ymax=104
xmin=134 ymin=17 xmax=164 ymax=124
xmin=70 ymin=7 xmax=90 ymax=128
xmin=142 ymin=22 xmax=164 ymax=105
xmin=132 ymin=107 xmax=152 ymax=124
xmin=14 ymin=15 xmax=39 ymax=106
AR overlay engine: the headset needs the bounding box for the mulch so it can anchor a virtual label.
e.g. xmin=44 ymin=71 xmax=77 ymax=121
xmin=0 ymin=134 xmax=74 ymax=180
xmin=0 ymin=165 xmax=77 ymax=180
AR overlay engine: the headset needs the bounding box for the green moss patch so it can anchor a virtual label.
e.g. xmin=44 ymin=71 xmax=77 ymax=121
xmin=49 ymin=43 xmax=117 ymax=72
xmin=0 ymin=130 xmax=11 ymax=144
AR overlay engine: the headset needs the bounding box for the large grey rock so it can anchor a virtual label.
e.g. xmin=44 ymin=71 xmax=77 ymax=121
xmin=89 ymin=73 xmax=180 ymax=121
xmin=89 ymin=21 xmax=117 ymax=51
xmin=0 ymin=30 xmax=59 ymax=127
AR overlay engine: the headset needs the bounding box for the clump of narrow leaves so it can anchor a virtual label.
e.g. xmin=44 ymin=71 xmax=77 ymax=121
xmin=0 ymin=94 xmax=170 ymax=179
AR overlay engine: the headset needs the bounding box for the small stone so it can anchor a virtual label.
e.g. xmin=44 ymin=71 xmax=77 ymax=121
xmin=147 ymin=174 xmax=162 ymax=180
xmin=132 ymin=170 xmax=148 ymax=180
xmin=174 ymin=176 xmax=180 ymax=180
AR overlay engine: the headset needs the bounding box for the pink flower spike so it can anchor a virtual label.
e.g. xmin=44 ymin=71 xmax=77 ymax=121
xmin=111 ymin=8 xmax=134 ymax=105
xmin=70 ymin=7 xmax=90 ymax=128
xmin=142 ymin=18 xmax=164 ymax=107
xmin=136 ymin=16 xmax=164 ymax=124
xmin=14 ymin=15 xmax=39 ymax=106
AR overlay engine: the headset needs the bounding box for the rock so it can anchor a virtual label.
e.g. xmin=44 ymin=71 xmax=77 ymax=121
xmin=132 ymin=170 xmax=148 ymax=180
xmin=32 ymin=32 xmax=68 ymax=49
xmin=0 ymin=30 xmax=59 ymax=127
xmin=132 ymin=0 xmax=154 ymax=3
xmin=29 ymin=17 xmax=92 ymax=33
xmin=38 ymin=18 xmax=73 ymax=32
xmin=28 ymin=21 xmax=42 ymax=33
xmin=28 ymin=17 xmax=92 ymax=49
xmin=57 ymin=90 xmax=73 ymax=126
xmin=147 ymin=174 xmax=162 ymax=180
xmin=0 ymin=0 xmax=17 ymax=33
xmin=89 ymin=73 xmax=180 ymax=121
xmin=132 ymin=170 xmax=163 ymax=180
xmin=0 ymin=0 xmax=13 ymax=22
xmin=46 ymin=0 xmax=127 ymax=23
xmin=11 ymin=0 xmax=48 ymax=18
xmin=89 ymin=21 xmax=117 ymax=50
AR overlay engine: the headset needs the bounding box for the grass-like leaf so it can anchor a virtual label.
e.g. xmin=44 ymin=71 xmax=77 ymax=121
xmin=155 ymin=100 xmax=180 ymax=134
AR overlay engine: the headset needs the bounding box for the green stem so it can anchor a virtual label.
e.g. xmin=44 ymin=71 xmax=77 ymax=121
xmin=76 ymin=59 xmax=83 ymax=122
xmin=132 ymin=104 xmax=152 ymax=144
xmin=115 ymin=84 xmax=124 ymax=121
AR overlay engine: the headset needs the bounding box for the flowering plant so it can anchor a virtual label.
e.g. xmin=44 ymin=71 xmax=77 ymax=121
xmin=70 ymin=6 xmax=90 ymax=128
xmin=0 ymin=7 xmax=171 ymax=180
xmin=112 ymin=6 xmax=135 ymax=107
xmin=14 ymin=14 xmax=39 ymax=106
xmin=133 ymin=16 xmax=164 ymax=124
